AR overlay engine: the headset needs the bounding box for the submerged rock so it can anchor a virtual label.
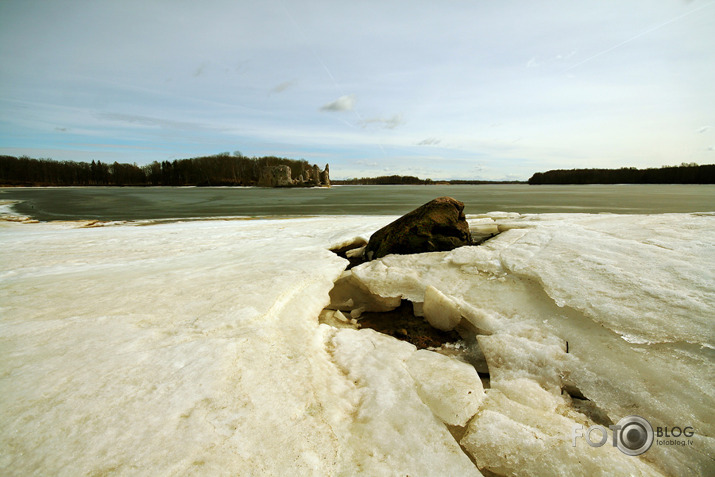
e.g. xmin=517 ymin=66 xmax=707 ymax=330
xmin=365 ymin=196 xmax=472 ymax=260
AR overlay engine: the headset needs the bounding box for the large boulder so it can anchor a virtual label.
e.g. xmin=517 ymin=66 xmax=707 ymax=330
xmin=365 ymin=197 xmax=472 ymax=260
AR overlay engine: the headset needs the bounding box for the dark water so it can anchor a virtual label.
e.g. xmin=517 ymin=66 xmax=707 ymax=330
xmin=1 ymin=185 xmax=713 ymax=221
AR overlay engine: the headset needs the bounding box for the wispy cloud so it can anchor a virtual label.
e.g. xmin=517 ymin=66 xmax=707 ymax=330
xmin=193 ymin=61 xmax=209 ymax=77
xmin=526 ymin=57 xmax=540 ymax=68
xmin=320 ymin=94 xmax=356 ymax=112
xmin=270 ymin=80 xmax=295 ymax=94
xmin=95 ymin=112 xmax=204 ymax=131
xmin=698 ymin=125 xmax=711 ymax=133
xmin=417 ymin=137 xmax=441 ymax=146
xmin=562 ymin=2 xmax=714 ymax=73
xmin=359 ymin=114 xmax=403 ymax=130
xmin=527 ymin=50 xmax=576 ymax=69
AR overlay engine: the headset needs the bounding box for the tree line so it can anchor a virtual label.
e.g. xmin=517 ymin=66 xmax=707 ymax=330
xmin=332 ymin=176 xmax=525 ymax=185
xmin=528 ymin=163 xmax=715 ymax=185
xmin=333 ymin=175 xmax=434 ymax=185
xmin=0 ymin=153 xmax=317 ymax=187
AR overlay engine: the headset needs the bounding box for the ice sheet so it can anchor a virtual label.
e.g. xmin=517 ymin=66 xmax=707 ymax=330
xmin=1 ymin=212 xmax=713 ymax=476
xmin=0 ymin=216 xmax=476 ymax=476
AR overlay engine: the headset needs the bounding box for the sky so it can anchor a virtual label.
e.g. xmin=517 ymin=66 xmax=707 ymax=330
xmin=0 ymin=1 xmax=713 ymax=180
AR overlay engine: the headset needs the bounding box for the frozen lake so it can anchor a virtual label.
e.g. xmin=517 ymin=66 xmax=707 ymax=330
xmin=1 ymin=184 xmax=714 ymax=221
xmin=0 ymin=189 xmax=713 ymax=475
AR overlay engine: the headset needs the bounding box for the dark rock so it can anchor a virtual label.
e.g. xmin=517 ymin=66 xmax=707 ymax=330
xmin=365 ymin=196 xmax=472 ymax=260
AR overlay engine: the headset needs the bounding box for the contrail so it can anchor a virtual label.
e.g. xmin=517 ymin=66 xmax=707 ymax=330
xmin=277 ymin=0 xmax=387 ymax=154
xmin=562 ymin=1 xmax=714 ymax=73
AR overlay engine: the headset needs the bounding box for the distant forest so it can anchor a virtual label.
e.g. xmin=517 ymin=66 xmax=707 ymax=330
xmin=0 ymin=153 xmax=316 ymax=187
xmin=332 ymin=176 xmax=524 ymax=185
xmin=529 ymin=163 xmax=715 ymax=184
xmin=333 ymin=175 xmax=432 ymax=185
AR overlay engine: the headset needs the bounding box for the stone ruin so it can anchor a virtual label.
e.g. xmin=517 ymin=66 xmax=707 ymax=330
xmin=259 ymin=163 xmax=330 ymax=188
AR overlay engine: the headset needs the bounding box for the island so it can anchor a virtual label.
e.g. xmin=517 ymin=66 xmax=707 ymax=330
xmin=0 ymin=153 xmax=330 ymax=187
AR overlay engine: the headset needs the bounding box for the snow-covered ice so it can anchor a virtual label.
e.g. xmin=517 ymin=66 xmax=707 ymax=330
xmin=1 ymin=212 xmax=713 ymax=476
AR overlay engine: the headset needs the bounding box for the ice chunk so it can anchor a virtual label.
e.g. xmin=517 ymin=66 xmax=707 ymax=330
xmin=477 ymin=331 xmax=568 ymax=393
xmin=330 ymin=329 xmax=482 ymax=476
xmin=327 ymin=269 xmax=401 ymax=312
xmin=318 ymin=309 xmax=355 ymax=329
xmin=423 ymin=285 xmax=462 ymax=331
xmin=345 ymin=245 xmax=366 ymax=258
xmin=470 ymin=223 xmax=499 ymax=235
xmin=490 ymin=378 xmax=564 ymax=413
xmin=485 ymin=211 xmax=521 ymax=219
xmin=407 ymin=349 xmax=485 ymax=426
xmin=498 ymin=213 xmax=714 ymax=345
xmin=455 ymin=302 xmax=500 ymax=335
xmin=329 ymin=236 xmax=368 ymax=254
xmin=461 ymin=389 xmax=665 ymax=477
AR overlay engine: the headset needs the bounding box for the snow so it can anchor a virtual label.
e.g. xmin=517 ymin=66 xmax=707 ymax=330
xmin=1 ymin=211 xmax=713 ymax=476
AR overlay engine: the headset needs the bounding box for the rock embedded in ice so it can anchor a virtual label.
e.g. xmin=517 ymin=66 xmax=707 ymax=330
xmin=423 ymin=285 xmax=463 ymax=331
xmin=364 ymin=196 xmax=472 ymax=260
xmin=407 ymin=349 xmax=485 ymax=426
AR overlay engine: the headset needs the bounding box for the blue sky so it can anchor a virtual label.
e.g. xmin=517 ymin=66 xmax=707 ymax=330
xmin=1 ymin=0 xmax=713 ymax=180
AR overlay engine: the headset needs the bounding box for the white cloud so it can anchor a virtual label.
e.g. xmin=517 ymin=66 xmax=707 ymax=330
xmin=320 ymin=94 xmax=356 ymax=112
